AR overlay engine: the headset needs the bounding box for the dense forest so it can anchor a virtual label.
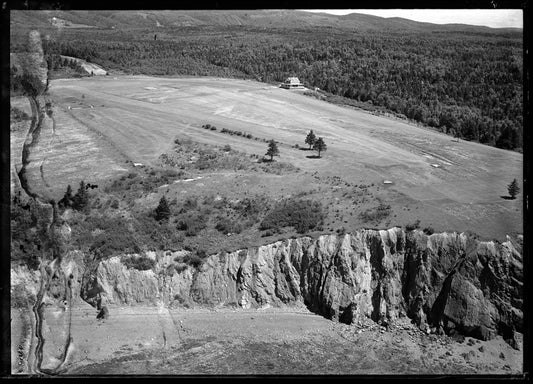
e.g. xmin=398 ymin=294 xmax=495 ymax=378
xmin=11 ymin=25 xmax=523 ymax=150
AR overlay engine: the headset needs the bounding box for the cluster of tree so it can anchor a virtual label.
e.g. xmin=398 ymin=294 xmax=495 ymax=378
xmin=58 ymin=181 xmax=91 ymax=211
xmin=20 ymin=26 xmax=522 ymax=150
xmin=45 ymin=54 xmax=87 ymax=75
xmin=305 ymin=130 xmax=327 ymax=157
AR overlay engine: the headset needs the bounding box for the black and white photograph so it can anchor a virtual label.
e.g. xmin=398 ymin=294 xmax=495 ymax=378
xmin=5 ymin=5 xmax=525 ymax=376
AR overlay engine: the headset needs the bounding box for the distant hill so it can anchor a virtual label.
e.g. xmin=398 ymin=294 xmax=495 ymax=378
xmin=10 ymin=10 xmax=522 ymax=34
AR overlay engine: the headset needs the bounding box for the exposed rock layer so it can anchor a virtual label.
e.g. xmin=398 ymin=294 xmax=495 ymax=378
xmin=71 ymin=228 xmax=523 ymax=340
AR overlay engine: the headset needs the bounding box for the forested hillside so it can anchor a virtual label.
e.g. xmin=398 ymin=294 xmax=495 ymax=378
xmin=10 ymin=11 xmax=523 ymax=150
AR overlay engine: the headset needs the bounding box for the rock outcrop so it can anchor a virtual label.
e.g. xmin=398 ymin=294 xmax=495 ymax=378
xmin=71 ymin=228 xmax=522 ymax=340
xmin=10 ymin=227 xmax=523 ymax=374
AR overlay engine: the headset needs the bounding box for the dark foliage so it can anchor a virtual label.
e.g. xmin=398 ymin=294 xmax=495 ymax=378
xmin=22 ymin=26 xmax=522 ymax=150
xmin=58 ymin=184 xmax=74 ymax=209
xmin=155 ymin=195 xmax=171 ymax=221
xmin=214 ymin=215 xmax=243 ymax=234
xmin=260 ymin=198 xmax=325 ymax=233
xmin=359 ymin=204 xmax=392 ymax=223
xmin=423 ymin=226 xmax=435 ymax=235
xmin=265 ymin=139 xmax=280 ymax=161
xmin=507 ymin=179 xmax=520 ymax=199
xmin=11 ymin=198 xmax=42 ymax=270
xmin=313 ymin=137 xmax=327 ymax=157
xmin=305 ymin=130 xmax=317 ymax=149
xmin=72 ymin=181 xmax=90 ymax=211
xmin=10 ymin=106 xmax=31 ymax=122
xmin=176 ymin=211 xmax=208 ymax=236
xmin=122 ymin=255 xmax=156 ymax=271
xmin=406 ymin=219 xmax=421 ymax=231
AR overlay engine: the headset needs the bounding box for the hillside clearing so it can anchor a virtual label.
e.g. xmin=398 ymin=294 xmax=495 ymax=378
xmin=13 ymin=76 xmax=522 ymax=241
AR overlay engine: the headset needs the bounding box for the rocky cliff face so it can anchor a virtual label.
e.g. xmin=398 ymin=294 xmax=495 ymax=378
xmin=65 ymin=228 xmax=522 ymax=341
xmin=10 ymin=227 xmax=523 ymax=373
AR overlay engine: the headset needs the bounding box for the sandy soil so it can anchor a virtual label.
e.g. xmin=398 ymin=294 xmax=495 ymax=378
xmin=12 ymin=305 xmax=522 ymax=375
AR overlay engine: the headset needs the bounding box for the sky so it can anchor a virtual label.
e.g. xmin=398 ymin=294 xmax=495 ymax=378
xmin=301 ymin=9 xmax=523 ymax=29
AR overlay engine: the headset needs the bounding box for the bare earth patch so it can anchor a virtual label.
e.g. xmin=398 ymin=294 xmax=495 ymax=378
xmin=23 ymin=306 xmax=521 ymax=375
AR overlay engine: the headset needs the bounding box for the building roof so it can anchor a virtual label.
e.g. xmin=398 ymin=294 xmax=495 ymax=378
xmin=285 ymin=77 xmax=301 ymax=84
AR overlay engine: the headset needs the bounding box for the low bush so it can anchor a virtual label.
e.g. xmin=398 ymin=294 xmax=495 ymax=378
xmin=259 ymin=161 xmax=300 ymax=175
xmin=122 ymin=255 xmax=156 ymax=271
xmin=260 ymin=198 xmax=326 ymax=233
xmin=10 ymin=106 xmax=31 ymax=122
xmin=174 ymin=263 xmax=188 ymax=273
xmin=11 ymin=284 xmax=36 ymax=308
xmin=176 ymin=211 xmax=208 ymax=236
xmin=214 ymin=215 xmax=243 ymax=234
xmin=11 ymin=198 xmax=43 ymax=270
xmin=423 ymin=226 xmax=435 ymax=235
xmin=406 ymin=219 xmax=421 ymax=231
xmin=359 ymin=204 xmax=392 ymax=223
xmin=181 ymin=253 xmax=203 ymax=268
xmin=90 ymin=230 xmax=140 ymax=259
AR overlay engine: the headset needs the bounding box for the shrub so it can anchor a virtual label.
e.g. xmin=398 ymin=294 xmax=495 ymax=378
xmin=260 ymin=198 xmax=325 ymax=234
xmin=210 ymin=126 xmax=217 ymax=131
xmin=11 ymin=284 xmax=36 ymax=308
xmin=10 ymin=106 xmax=31 ymax=122
xmin=406 ymin=219 xmax=421 ymax=231
xmin=223 ymin=144 xmax=232 ymax=152
xmin=122 ymin=255 xmax=156 ymax=271
xmin=90 ymin=230 xmax=140 ymax=259
xmin=182 ymin=253 xmax=203 ymax=268
xmin=134 ymin=214 xmax=184 ymax=251
xmin=176 ymin=211 xmax=208 ymax=236
xmin=423 ymin=226 xmax=435 ymax=235
xmin=214 ymin=215 xmax=243 ymax=234
xmin=359 ymin=204 xmax=391 ymax=223
xmin=174 ymin=263 xmax=188 ymax=273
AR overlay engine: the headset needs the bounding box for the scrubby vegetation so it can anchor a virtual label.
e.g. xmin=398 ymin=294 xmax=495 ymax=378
xmin=359 ymin=203 xmax=392 ymax=223
xmin=405 ymin=219 xmax=421 ymax=231
xmin=122 ymin=255 xmax=156 ymax=271
xmin=10 ymin=106 xmax=31 ymax=122
xmin=11 ymin=196 xmax=43 ymax=270
xmin=260 ymin=198 xmax=326 ymax=234
xmin=159 ymin=139 xmax=299 ymax=175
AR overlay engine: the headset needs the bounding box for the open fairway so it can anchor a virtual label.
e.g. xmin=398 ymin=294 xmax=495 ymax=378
xmin=19 ymin=76 xmax=521 ymax=241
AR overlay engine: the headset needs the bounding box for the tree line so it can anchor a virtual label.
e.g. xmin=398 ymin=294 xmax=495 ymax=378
xmin=12 ymin=26 xmax=522 ymax=150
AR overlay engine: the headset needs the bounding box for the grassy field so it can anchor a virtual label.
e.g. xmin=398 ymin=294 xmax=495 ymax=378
xmin=12 ymin=76 xmax=522 ymax=242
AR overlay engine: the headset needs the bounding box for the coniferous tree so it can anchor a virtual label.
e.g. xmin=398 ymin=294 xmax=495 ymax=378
xmin=265 ymin=139 xmax=280 ymax=161
xmin=58 ymin=184 xmax=74 ymax=208
xmin=72 ymin=181 xmax=89 ymax=211
xmin=155 ymin=195 xmax=171 ymax=221
xmin=313 ymin=137 xmax=327 ymax=158
xmin=508 ymin=179 xmax=520 ymax=199
xmin=305 ymin=130 xmax=317 ymax=149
